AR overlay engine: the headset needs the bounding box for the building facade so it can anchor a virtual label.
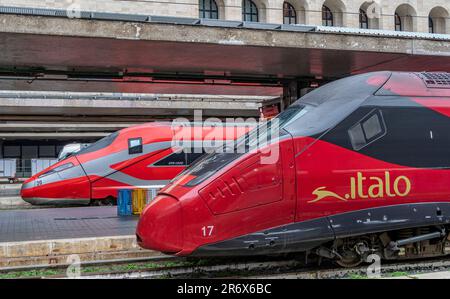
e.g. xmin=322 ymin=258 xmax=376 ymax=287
xmin=0 ymin=0 xmax=449 ymax=179
xmin=1 ymin=0 xmax=449 ymax=33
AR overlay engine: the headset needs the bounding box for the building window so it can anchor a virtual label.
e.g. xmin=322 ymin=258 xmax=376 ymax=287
xmin=359 ymin=9 xmax=368 ymax=29
xmin=199 ymin=0 xmax=219 ymax=19
xmin=283 ymin=2 xmax=296 ymax=24
xmin=242 ymin=0 xmax=258 ymax=22
xmin=429 ymin=17 xmax=434 ymax=33
xmin=2 ymin=144 xmax=60 ymax=159
xmin=322 ymin=5 xmax=333 ymax=26
xmin=3 ymin=145 xmax=21 ymax=158
xmin=395 ymin=13 xmax=402 ymax=31
xmin=39 ymin=145 xmax=56 ymax=158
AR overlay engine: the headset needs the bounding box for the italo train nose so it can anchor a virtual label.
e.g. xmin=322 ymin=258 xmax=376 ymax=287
xmin=136 ymin=195 xmax=183 ymax=254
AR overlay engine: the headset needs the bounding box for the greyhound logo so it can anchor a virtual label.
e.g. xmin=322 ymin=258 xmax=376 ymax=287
xmin=308 ymin=186 xmax=348 ymax=203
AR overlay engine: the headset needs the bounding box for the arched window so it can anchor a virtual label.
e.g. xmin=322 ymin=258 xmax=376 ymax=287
xmin=199 ymin=0 xmax=219 ymax=19
xmin=242 ymin=0 xmax=258 ymax=22
xmin=322 ymin=5 xmax=333 ymax=26
xmin=429 ymin=7 xmax=449 ymax=34
xmin=359 ymin=9 xmax=368 ymax=29
xmin=429 ymin=17 xmax=435 ymax=33
xmin=283 ymin=2 xmax=296 ymax=24
xmin=395 ymin=13 xmax=402 ymax=31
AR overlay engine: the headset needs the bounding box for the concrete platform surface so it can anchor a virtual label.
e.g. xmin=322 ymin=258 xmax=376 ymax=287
xmin=0 ymin=206 xmax=138 ymax=243
xmin=387 ymin=271 xmax=450 ymax=279
xmin=0 ymin=196 xmax=34 ymax=210
xmin=0 ymin=184 xmax=21 ymax=197
xmin=0 ymin=235 xmax=162 ymax=268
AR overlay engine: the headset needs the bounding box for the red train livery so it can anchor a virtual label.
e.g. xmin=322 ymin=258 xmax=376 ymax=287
xmin=21 ymin=122 xmax=250 ymax=205
xmin=137 ymin=72 xmax=450 ymax=266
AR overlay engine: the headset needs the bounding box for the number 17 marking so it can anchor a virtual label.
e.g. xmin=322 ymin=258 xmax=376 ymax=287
xmin=202 ymin=225 xmax=214 ymax=237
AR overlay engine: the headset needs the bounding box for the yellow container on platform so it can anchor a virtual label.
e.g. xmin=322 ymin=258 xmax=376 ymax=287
xmin=132 ymin=188 xmax=147 ymax=215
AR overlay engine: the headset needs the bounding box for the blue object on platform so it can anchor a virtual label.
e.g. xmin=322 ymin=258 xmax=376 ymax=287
xmin=117 ymin=189 xmax=132 ymax=216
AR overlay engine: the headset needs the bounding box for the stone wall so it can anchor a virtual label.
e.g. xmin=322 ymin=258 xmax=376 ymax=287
xmin=0 ymin=0 xmax=448 ymax=32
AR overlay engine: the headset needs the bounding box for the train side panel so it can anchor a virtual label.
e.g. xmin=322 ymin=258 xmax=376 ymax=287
xmin=295 ymin=97 xmax=450 ymax=229
xmin=136 ymin=72 xmax=450 ymax=263
xmin=88 ymin=125 xmax=251 ymax=201
xmin=90 ymin=148 xmax=187 ymax=200
xmin=138 ymin=136 xmax=298 ymax=255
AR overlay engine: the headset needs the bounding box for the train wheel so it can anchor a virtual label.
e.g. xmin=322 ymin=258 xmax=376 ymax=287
xmin=90 ymin=197 xmax=117 ymax=206
xmin=99 ymin=197 xmax=116 ymax=206
xmin=334 ymin=236 xmax=381 ymax=268
xmin=334 ymin=238 xmax=370 ymax=268
xmin=335 ymin=253 xmax=363 ymax=268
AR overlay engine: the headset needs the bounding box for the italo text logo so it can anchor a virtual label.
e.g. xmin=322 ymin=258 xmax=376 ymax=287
xmin=309 ymin=172 xmax=411 ymax=203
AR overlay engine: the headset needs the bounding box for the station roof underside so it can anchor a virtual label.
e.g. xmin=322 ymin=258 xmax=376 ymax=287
xmin=0 ymin=14 xmax=450 ymax=81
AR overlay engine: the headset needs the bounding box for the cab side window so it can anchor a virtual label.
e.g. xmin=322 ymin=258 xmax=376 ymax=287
xmin=128 ymin=137 xmax=143 ymax=155
xmin=348 ymin=109 xmax=386 ymax=151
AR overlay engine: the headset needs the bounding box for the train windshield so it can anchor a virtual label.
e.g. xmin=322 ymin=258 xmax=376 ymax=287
xmin=173 ymin=105 xmax=310 ymax=187
xmin=76 ymin=132 xmax=119 ymax=155
xmin=57 ymin=143 xmax=91 ymax=161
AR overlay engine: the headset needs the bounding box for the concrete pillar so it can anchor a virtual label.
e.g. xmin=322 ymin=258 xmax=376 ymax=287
xmin=415 ymin=0 xmax=428 ymax=33
xmin=307 ymin=1 xmax=323 ymax=26
xmin=416 ymin=16 xmax=429 ymax=33
xmin=283 ymin=79 xmax=313 ymax=108
xmin=380 ymin=13 xmax=394 ymax=31
xmin=266 ymin=0 xmax=282 ymax=23
xmin=224 ymin=0 xmax=242 ymax=21
xmin=345 ymin=8 xmax=360 ymax=28
xmin=378 ymin=1 xmax=393 ymax=31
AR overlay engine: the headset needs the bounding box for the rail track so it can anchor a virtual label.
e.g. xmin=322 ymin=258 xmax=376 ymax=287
xmin=75 ymin=255 xmax=450 ymax=279
xmin=3 ymin=254 xmax=450 ymax=279
xmin=77 ymin=259 xmax=304 ymax=279
xmin=243 ymin=257 xmax=450 ymax=279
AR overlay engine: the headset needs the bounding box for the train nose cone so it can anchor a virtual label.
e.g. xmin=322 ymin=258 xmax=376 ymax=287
xmin=20 ymin=178 xmax=38 ymax=203
xmin=136 ymin=195 xmax=183 ymax=254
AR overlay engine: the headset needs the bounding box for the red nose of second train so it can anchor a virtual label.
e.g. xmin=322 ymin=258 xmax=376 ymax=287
xmin=20 ymin=157 xmax=91 ymax=205
xmin=136 ymin=195 xmax=183 ymax=254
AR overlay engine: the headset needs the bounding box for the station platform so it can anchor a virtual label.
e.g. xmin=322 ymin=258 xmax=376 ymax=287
xmin=0 ymin=206 xmax=138 ymax=243
xmin=0 ymin=184 xmax=21 ymax=197
xmin=0 ymin=207 xmax=156 ymax=268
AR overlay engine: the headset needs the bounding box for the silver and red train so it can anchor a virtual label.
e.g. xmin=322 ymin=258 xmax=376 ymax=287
xmin=137 ymin=72 xmax=450 ymax=266
xmin=21 ymin=122 xmax=250 ymax=205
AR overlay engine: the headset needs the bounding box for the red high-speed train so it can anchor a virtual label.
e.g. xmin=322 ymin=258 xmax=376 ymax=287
xmin=137 ymin=72 xmax=450 ymax=266
xmin=21 ymin=122 xmax=250 ymax=206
